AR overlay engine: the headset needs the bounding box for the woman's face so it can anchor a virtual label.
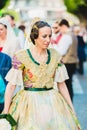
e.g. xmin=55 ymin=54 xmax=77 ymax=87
xmin=35 ymin=26 xmax=52 ymax=49
xmin=0 ymin=24 xmax=7 ymax=37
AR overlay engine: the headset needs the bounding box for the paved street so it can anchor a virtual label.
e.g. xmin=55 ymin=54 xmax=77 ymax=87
xmin=73 ymin=61 xmax=87 ymax=130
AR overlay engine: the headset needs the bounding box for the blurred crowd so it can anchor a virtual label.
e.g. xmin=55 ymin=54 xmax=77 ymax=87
xmin=0 ymin=13 xmax=87 ymax=113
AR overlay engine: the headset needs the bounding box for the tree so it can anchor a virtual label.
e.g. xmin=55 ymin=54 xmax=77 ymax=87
xmin=0 ymin=0 xmax=10 ymax=9
xmin=64 ymin=0 xmax=87 ymax=22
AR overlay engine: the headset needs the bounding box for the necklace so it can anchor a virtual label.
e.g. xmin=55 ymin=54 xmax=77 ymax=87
xmin=30 ymin=47 xmax=48 ymax=64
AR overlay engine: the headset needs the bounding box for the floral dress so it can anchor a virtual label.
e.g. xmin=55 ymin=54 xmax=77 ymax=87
xmin=5 ymin=48 xmax=81 ymax=130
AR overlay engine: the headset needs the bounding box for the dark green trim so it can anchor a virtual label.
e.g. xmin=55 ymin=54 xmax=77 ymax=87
xmin=27 ymin=49 xmax=50 ymax=65
xmin=46 ymin=49 xmax=51 ymax=64
xmin=0 ymin=114 xmax=17 ymax=126
xmin=24 ymin=87 xmax=53 ymax=91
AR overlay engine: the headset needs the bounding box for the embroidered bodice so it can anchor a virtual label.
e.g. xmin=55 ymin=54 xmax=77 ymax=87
xmin=12 ymin=48 xmax=61 ymax=88
xmin=5 ymin=48 xmax=69 ymax=89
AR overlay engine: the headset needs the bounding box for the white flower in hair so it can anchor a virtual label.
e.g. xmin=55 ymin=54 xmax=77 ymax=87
xmin=0 ymin=119 xmax=11 ymax=130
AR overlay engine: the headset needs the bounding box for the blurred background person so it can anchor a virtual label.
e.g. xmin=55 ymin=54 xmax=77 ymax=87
xmin=0 ymin=17 xmax=21 ymax=58
xmin=18 ymin=24 xmax=26 ymax=44
xmin=0 ymin=52 xmax=12 ymax=113
xmin=51 ymin=19 xmax=78 ymax=101
xmin=73 ymin=25 xmax=86 ymax=75
xmin=51 ymin=21 xmax=60 ymax=43
xmin=5 ymin=14 xmax=25 ymax=49
xmin=51 ymin=19 xmax=72 ymax=56
xmin=18 ymin=25 xmax=26 ymax=35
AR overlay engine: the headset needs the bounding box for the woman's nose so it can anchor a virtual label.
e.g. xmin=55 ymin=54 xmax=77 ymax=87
xmin=46 ymin=37 xmax=51 ymax=42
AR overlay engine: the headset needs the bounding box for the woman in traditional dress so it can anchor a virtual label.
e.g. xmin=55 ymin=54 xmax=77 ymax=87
xmin=3 ymin=20 xmax=81 ymax=130
xmin=0 ymin=17 xmax=21 ymax=58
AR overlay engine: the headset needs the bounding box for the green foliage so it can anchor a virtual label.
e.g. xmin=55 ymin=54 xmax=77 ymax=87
xmin=0 ymin=9 xmax=20 ymax=21
xmin=0 ymin=0 xmax=10 ymax=9
xmin=64 ymin=0 xmax=86 ymax=13
xmin=64 ymin=0 xmax=87 ymax=20
xmin=64 ymin=0 xmax=77 ymax=12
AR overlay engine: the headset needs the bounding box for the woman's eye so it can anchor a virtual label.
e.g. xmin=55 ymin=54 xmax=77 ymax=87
xmin=49 ymin=34 xmax=52 ymax=38
xmin=43 ymin=35 xmax=47 ymax=38
xmin=43 ymin=34 xmax=51 ymax=38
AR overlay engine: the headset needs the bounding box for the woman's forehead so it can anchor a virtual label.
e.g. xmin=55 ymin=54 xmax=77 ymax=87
xmin=0 ymin=23 xmax=6 ymax=28
xmin=39 ymin=26 xmax=51 ymax=34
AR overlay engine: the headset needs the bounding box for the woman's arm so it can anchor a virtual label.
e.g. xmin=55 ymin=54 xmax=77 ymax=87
xmin=4 ymin=82 xmax=16 ymax=114
xmin=57 ymin=81 xmax=76 ymax=114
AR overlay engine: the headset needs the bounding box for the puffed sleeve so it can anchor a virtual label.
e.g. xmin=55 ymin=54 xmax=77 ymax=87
xmin=5 ymin=54 xmax=25 ymax=86
xmin=54 ymin=62 xmax=69 ymax=83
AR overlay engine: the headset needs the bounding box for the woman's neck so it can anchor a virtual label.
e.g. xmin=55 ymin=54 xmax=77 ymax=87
xmin=34 ymin=45 xmax=47 ymax=55
xmin=30 ymin=45 xmax=48 ymax=64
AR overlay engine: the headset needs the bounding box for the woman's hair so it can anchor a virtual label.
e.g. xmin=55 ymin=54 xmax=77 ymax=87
xmin=0 ymin=23 xmax=7 ymax=29
xmin=30 ymin=21 xmax=51 ymax=44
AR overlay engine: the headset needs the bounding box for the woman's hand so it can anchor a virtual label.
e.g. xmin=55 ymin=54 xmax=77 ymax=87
xmin=57 ymin=82 xmax=76 ymax=115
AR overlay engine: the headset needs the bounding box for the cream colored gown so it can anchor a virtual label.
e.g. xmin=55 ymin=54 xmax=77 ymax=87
xmin=5 ymin=48 xmax=81 ymax=130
